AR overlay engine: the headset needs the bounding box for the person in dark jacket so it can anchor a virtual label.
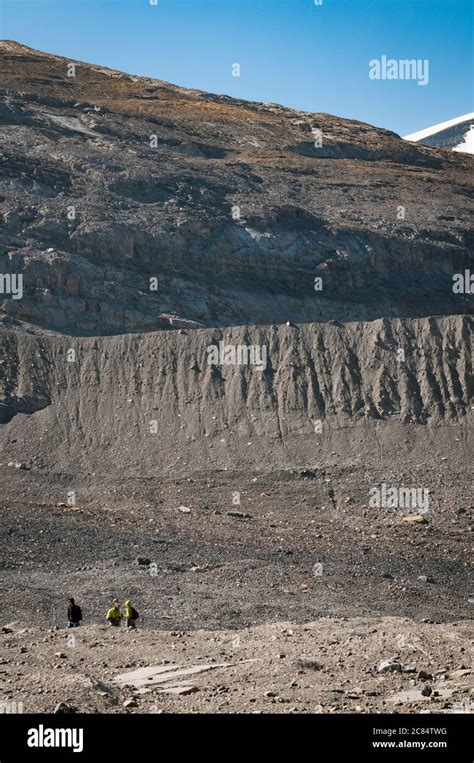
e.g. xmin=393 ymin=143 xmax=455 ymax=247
xmin=67 ymin=598 xmax=82 ymax=628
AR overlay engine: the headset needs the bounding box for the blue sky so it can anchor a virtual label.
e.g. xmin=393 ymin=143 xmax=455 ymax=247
xmin=1 ymin=0 xmax=472 ymax=135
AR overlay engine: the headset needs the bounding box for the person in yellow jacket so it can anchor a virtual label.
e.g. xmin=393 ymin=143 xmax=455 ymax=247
xmin=124 ymin=599 xmax=139 ymax=629
xmin=106 ymin=600 xmax=122 ymax=627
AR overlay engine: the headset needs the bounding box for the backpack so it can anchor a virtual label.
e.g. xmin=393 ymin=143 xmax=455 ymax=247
xmin=131 ymin=606 xmax=139 ymax=620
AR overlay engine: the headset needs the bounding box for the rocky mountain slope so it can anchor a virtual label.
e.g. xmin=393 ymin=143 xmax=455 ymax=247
xmin=0 ymin=41 xmax=472 ymax=335
xmin=0 ymin=43 xmax=472 ymax=692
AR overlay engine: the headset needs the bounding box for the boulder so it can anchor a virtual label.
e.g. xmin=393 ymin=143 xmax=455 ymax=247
xmin=377 ymin=658 xmax=402 ymax=674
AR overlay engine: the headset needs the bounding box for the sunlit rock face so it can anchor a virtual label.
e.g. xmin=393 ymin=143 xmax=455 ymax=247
xmin=0 ymin=41 xmax=472 ymax=336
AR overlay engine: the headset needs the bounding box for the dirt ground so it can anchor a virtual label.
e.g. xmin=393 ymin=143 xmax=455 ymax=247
xmin=1 ymin=458 xmax=472 ymax=714
xmin=1 ymin=459 xmax=472 ymax=629
xmin=0 ymin=617 xmax=471 ymax=714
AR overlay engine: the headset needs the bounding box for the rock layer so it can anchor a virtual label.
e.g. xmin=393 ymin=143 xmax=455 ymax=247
xmin=0 ymin=41 xmax=472 ymax=335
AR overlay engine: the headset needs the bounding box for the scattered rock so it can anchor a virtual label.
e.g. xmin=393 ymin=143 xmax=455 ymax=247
xmin=163 ymin=685 xmax=199 ymax=696
xmin=377 ymin=658 xmax=402 ymax=674
xmin=226 ymin=511 xmax=252 ymax=519
xmin=450 ymin=668 xmax=471 ymax=678
xmin=299 ymin=469 xmax=318 ymax=479
xmin=296 ymin=659 xmax=323 ymax=671
xmin=417 ymin=670 xmax=433 ymax=681
xmin=54 ymin=702 xmax=77 ymax=714
xmin=402 ymin=514 xmax=428 ymax=524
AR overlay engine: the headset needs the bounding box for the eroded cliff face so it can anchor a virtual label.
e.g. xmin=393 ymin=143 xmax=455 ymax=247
xmin=1 ymin=41 xmax=472 ymax=335
xmin=0 ymin=316 xmax=471 ymax=475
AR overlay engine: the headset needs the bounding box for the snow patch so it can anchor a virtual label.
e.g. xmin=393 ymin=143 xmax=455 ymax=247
xmin=453 ymin=125 xmax=474 ymax=154
xmin=403 ymin=112 xmax=474 ymax=142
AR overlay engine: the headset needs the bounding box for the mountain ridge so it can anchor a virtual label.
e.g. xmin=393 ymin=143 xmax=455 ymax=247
xmin=404 ymin=113 xmax=474 ymax=154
